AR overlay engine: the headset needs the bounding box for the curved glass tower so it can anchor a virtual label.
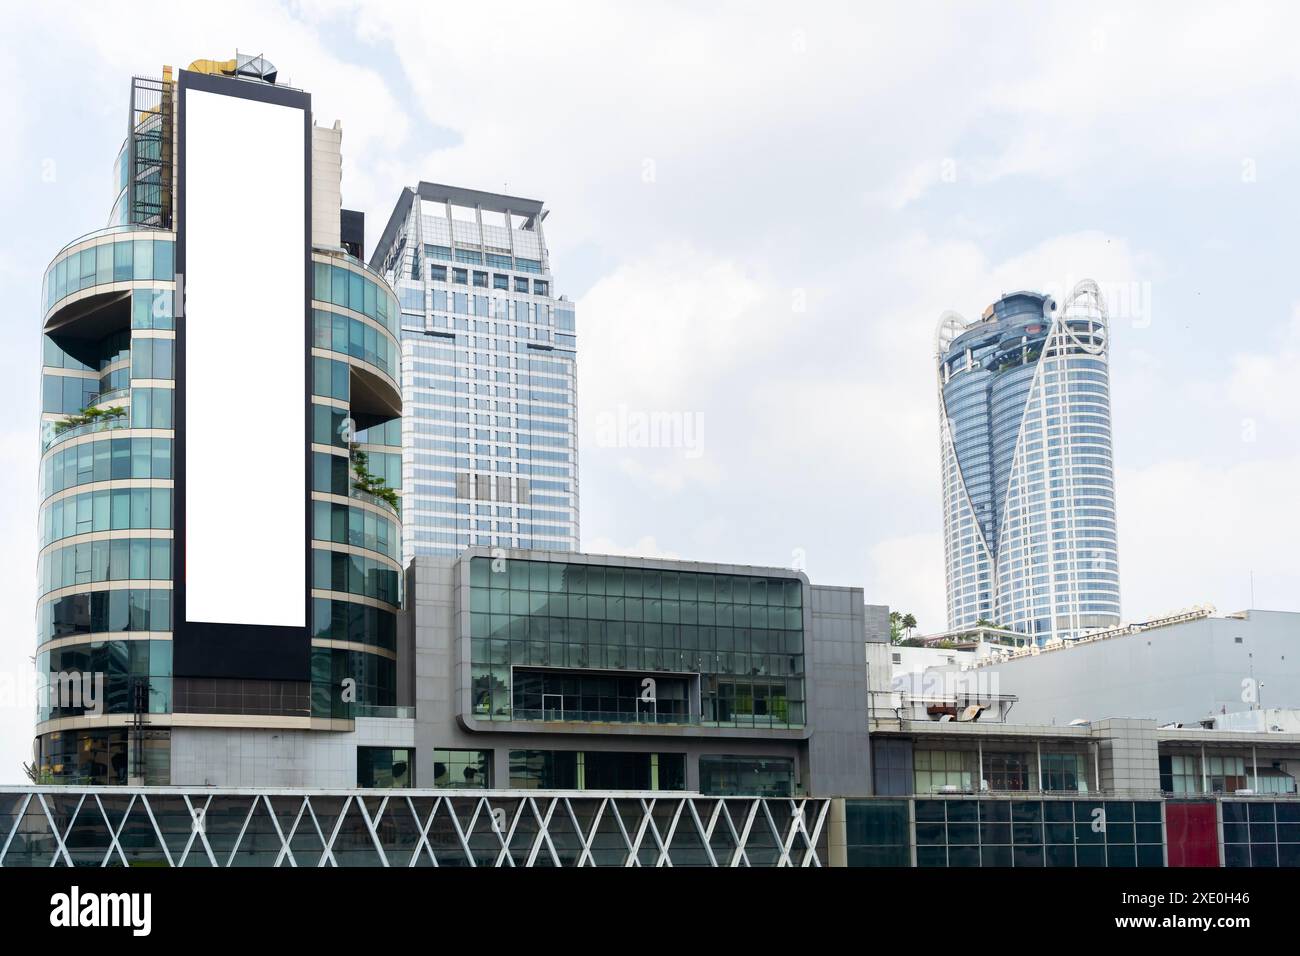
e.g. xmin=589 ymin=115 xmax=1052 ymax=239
xmin=935 ymin=283 xmax=1121 ymax=644
xmin=35 ymin=56 xmax=404 ymax=785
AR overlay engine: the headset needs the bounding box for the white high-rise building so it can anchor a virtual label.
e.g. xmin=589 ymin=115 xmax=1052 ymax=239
xmin=935 ymin=281 xmax=1121 ymax=644
xmin=372 ymin=184 xmax=578 ymax=562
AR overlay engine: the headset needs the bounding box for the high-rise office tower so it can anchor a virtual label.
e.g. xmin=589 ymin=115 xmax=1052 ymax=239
xmin=935 ymin=282 xmax=1121 ymax=644
xmin=36 ymin=54 xmax=405 ymax=784
xmin=371 ymin=185 xmax=579 ymax=563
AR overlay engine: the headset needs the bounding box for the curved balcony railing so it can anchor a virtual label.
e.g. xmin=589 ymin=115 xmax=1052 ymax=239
xmin=312 ymin=253 xmax=401 ymax=342
xmin=41 ymin=415 xmax=130 ymax=452
xmin=349 ymin=485 xmax=400 ymax=515
xmin=88 ymin=387 xmax=130 ymax=408
xmin=45 ymin=224 xmax=170 ymax=271
xmin=509 ymin=708 xmax=700 ymax=726
xmin=43 ymin=228 xmax=174 ymax=319
xmin=348 ymin=704 xmax=415 ymax=720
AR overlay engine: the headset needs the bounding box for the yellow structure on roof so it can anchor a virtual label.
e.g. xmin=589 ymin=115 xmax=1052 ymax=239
xmin=186 ymin=57 xmax=239 ymax=77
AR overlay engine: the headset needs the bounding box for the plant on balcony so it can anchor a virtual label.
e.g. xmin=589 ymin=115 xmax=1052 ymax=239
xmin=349 ymin=448 xmax=400 ymax=509
xmin=53 ymin=404 xmax=127 ymax=434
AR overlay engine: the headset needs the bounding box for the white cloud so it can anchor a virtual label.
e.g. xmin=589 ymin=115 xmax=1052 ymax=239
xmin=865 ymin=533 xmax=946 ymax=632
xmin=1117 ymin=456 xmax=1300 ymax=618
xmin=576 ymin=242 xmax=774 ymax=494
xmin=1228 ymin=307 xmax=1300 ymax=430
xmin=582 ymin=535 xmax=681 ymax=562
xmin=613 ymin=454 xmax=724 ymax=495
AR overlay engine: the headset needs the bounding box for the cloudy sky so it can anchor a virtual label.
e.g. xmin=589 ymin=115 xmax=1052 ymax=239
xmin=1 ymin=1 xmax=1297 ymax=779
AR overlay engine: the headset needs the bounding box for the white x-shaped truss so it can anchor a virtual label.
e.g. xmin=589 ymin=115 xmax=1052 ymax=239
xmin=0 ymin=789 xmax=828 ymax=868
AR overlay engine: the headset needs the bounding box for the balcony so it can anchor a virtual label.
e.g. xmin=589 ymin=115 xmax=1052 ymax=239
xmin=511 ymin=707 xmax=699 ymax=727
xmin=88 ymin=387 xmax=130 ymax=408
xmin=350 ymin=704 xmax=415 ymax=720
xmin=349 ymin=485 xmax=399 ymax=515
xmin=42 ymin=414 xmax=130 ymax=452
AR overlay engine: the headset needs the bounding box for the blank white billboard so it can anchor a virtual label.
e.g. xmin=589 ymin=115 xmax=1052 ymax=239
xmin=183 ymin=87 xmax=305 ymax=627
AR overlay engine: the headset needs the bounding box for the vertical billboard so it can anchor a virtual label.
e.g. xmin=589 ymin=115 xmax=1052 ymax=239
xmin=174 ymin=71 xmax=311 ymax=679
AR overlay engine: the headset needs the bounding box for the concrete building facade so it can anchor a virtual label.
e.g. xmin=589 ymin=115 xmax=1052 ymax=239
xmin=959 ymin=609 xmax=1300 ymax=727
xmin=405 ymin=548 xmax=885 ymax=797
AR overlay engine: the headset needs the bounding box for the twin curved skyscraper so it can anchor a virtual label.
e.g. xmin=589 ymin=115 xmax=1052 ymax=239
xmin=936 ymin=282 xmax=1121 ymax=644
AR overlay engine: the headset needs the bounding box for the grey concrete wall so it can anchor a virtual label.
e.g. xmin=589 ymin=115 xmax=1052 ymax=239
xmin=1092 ymin=718 xmax=1160 ymax=792
xmin=310 ymin=123 xmax=342 ymax=249
xmin=410 ymin=556 xmax=458 ymax=784
xmin=170 ymin=718 xmax=414 ymax=787
xmin=966 ymin=611 xmax=1300 ymax=726
xmin=804 ymin=586 xmax=872 ymax=796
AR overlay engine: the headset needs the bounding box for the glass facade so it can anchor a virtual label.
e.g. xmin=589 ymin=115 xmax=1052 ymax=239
xmin=376 ymin=192 xmax=578 ymax=563
xmin=1222 ymin=801 xmax=1300 ymax=866
xmin=845 ymin=800 xmax=911 ymax=866
xmin=36 ymin=640 xmax=172 ymax=721
xmin=936 ymin=286 xmax=1120 ymax=643
xmin=357 ymin=747 xmax=414 ymax=788
xmin=33 ymin=729 xmax=170 ymax=787
xmin=509 ymin=750 xmax=686 ymax=791
xmin=38 ymin=225 xmax=178 ymax=783
xmin=308 ymin=253 xmax=404 ymax=719
xmin=1159 ymin=753 xmax=1293 ymax=795
xmin=310 ymin=647 xmax=397 ymax=719
xmin=468 ymin=557 xmax=805 ymax=728
xmin=913 ymin=749 xmax=974 ymax=793
xmin=699 ymin=755 xmax=796 ymax=797
xmin=848 ymin=798 xmax=1166 ymax=867
xmin=432 ymin=749 xmax=492 ymax=789
xmin=42 ymin=233 xmax=174 ymax=314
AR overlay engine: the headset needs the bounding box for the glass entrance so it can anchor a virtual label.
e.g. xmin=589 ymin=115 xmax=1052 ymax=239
xmin=542 ymin=693 xmax=563 ymax=721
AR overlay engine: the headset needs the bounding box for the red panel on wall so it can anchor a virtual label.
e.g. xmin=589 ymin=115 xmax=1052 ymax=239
xmin=1166 ymin=802 xmax=1219 ymax=867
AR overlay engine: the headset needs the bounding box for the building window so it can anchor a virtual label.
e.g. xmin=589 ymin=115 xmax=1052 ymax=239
xmin=1222 ymin=801 xmax=1300 ymax=867
xmin=913 ymin=749 xmax=974 ymax=793
xmin=432 ymin=749 xmax=490 ymax=788
xmin=510 ymin=749 xmax=578 ymax=789
xmin=357 ymin=747 xmax=414 ymax=788
xmin=1159 ymin=753 xmax=1203 ymax=794
xmin=533 ymin=280 xmax=549 ymax=296
xmin=872 ymin=739 xmax=913 ymax=796
xmin=1041 ymin=752 xmax=1087 ymax=792
xmin=452 ymin=268 xmax=468 ymax=285
xmin=912 ymin=798 xmax=1165 ymax=868
xmin=845 ymin=800 xmax=911 ymax=866
xmin=983 ymin=752 xmax=1032 ymax=791
xmin=493 ymin=274 xmax=509 ymax=290
xmin=1252 ymin=769 xmax=1298 ymax=795
xmin=473 ymin=271 xmax=488 ymax=288
xmin=1160 ymin=753 xmax=1248 ymax=794
xmin=514 ymin=277 xmax=529 ymax=293
xmin=1207 ymin=755 xmax=1248 ymax=793
xmin=508 ymin=750 xmax=684 ymax=790
xmin=699 ymin=755 xmax=795 ymax=797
